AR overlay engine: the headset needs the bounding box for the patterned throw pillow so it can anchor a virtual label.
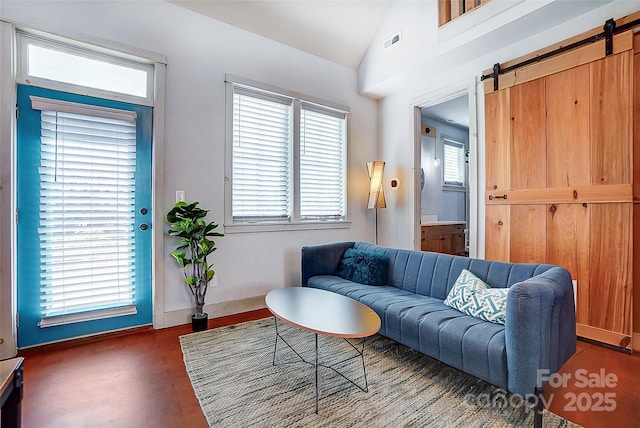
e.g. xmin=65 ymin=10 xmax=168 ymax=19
xmin=335 ymin=248 xmax=388 ymax=286
xmin=443 ymin=269 xmax=508 ymax=325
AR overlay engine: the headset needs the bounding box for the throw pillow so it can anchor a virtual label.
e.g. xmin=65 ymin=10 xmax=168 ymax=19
xmin=335 ymin=248 xmax=388 ymax=286
xmin=443 ymin=269 xmax=508 ymax=325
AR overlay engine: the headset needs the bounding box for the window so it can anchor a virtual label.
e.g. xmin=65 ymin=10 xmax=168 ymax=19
xmin=37 ymin=105 xmax=137 ymax=324
xmin=226 ymin=76 xmax=349 ymax=231
xmin=300 ymin=104 xmax=346 ymax=220
xmin=439 ymin=0 xmax=490 ymax=26
xmin=17 ymin=31 xmax=154 ymax=105
xmin=231 ymin=87 xmax=292 ymax=222
xmin=25 ymin=96 xmax=143 ymax=328
xmin=442 ymin=137 xmax=466 ymax=189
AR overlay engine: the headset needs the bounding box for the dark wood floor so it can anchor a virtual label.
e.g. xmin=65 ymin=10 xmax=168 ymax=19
xmin=17 ymin=309 xmax=640 ymax=427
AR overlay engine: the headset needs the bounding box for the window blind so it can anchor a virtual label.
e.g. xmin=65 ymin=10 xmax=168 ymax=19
xmin=443 ymin=139 xmax=465 ymax=187
xmin=37 ymin=107 xmax=138 ymax=325
xmin=300 ymin=105 xmax=346 ymax=220
xmin=232 ymin=88 xmax=292 ymax=222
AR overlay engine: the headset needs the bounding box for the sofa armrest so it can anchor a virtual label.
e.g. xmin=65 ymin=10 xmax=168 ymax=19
xmin=301 ymin=241 xmax=355 ymax=286
xmin=505 ymin=267 xmax=576 ymax=396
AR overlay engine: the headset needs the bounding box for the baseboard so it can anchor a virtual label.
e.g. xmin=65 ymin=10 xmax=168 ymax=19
xmin=163 ymin=295 xmax=267 ymax=328
xmin=18 ymin=324 xmax=153 ymax=353
xmin=576 ymin=323 xmax=632 ymax=351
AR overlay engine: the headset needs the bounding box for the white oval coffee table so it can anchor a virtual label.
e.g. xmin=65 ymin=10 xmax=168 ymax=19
xmin=265 ymin=287 xmax=381 ymax=413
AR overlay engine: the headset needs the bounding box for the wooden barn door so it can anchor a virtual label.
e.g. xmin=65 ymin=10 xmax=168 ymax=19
xmin=483 ymin=22 xmax=637 ymax=351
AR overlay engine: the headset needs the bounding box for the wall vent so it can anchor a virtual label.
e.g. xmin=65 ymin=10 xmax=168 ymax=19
xmin=383 ymin=32 xmax=401 ymax=50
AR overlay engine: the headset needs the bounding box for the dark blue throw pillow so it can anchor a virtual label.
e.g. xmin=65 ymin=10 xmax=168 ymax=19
xmin=335 ymin=248 xmax=388 ymax=286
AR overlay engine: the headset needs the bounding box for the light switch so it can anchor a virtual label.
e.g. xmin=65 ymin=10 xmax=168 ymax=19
xmin=176 ymin=190 xmax=185 ymax=203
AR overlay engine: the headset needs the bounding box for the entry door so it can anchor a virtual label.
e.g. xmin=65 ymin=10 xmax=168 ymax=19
xmin=16 ymin=85 xmax=152 ymax=348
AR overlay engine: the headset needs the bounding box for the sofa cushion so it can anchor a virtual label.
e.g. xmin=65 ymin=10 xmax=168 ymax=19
xmin=335 ymin=248 xmax=388 ymax=285
xmin=444 ymin=269 xmax=508 ymax=325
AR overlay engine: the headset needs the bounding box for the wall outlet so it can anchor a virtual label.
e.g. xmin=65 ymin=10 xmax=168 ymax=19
xmin=176 ymin=190 xmax=185 ymax=203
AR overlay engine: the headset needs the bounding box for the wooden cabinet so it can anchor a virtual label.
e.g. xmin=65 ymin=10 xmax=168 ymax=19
xmin=421 ymin=223 xmax=466 ymax=255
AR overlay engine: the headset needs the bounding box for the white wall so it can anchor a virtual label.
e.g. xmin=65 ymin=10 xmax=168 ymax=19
xmin=0 ymin=0 xmax=379 ymax=346
xmin=363 ymin=0 xmax=640 ymax=250
xmin=420 ymin=117 xmax=468 ymax=222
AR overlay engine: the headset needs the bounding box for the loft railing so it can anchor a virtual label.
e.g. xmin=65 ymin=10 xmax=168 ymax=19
xmin=439 ymin=0 xmax=491 ymax=26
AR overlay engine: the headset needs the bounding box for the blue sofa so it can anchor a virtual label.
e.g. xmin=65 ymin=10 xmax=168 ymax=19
xmin=301 ymin=241 xmax=576 ymax=399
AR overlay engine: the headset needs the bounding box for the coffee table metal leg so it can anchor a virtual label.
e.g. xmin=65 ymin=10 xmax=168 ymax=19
xmin=315 ymin=333 xmax=319 ymax=414
xmin=272 ymin=317 xmax=279 ymax=366
xmin=360 ymin=337 xmax=369 ymax=393
xmin=272 ymin=317 xmax=311 ymax=366
xmin=270 ymin=317 xmax=372 ymax=414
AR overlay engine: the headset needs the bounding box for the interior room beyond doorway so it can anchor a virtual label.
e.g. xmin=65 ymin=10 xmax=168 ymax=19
xmin=419 ymin=95 xmax=470 ymax=256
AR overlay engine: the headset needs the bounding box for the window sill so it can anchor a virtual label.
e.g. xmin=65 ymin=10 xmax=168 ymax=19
xmin=40 ymin=305 xmax=137 ymax=328
xmin=442 ymin=184 xmax=466 ymax=192
xmin=224 ymin=220 xmax=351 ymax=234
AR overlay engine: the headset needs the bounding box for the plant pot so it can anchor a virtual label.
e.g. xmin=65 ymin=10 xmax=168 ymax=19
xmin=191 ymin=313 xmax=208 ymax=332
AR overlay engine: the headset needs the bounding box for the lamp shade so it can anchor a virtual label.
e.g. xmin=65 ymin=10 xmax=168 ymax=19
xmin=367 ymin=161 xmax=386 ymax=209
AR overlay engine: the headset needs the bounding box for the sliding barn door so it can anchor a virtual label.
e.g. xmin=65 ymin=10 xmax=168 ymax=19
xmin=483 ymin=28 xmax=635 ymax=350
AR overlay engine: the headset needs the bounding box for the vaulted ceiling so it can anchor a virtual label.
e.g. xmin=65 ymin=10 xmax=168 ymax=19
xmin=169 ymin=0 xmax=391 ymax=69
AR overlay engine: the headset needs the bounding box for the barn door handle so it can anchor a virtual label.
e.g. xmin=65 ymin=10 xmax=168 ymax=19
xmin=488 ymin=194 xmax=508 ymax=200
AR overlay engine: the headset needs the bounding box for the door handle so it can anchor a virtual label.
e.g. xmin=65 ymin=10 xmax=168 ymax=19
xmin=488 ymin=194 xmax=508 ymax=200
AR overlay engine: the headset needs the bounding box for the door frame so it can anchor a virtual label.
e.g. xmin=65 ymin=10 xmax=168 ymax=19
xmin=0 ymin=22 xmax=167 ymax=357
xmin=411 ymin=77 xmax=482 ymax=258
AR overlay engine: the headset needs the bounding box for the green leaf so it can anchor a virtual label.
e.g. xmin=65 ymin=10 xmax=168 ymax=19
xmin=171 ymin=252 xmax=189 ymax=268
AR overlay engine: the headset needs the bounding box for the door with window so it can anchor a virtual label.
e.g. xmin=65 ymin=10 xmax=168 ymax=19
xmin=16 ymin=84 xmax=152 ymax=348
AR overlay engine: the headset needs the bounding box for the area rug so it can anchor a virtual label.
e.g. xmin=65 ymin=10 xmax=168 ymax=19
xmin=180 ymin=318 xmax=580 ymax=427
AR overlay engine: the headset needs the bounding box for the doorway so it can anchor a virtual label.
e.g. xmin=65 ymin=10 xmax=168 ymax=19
xmin=414 ymin=85 xmax=478 ymax=257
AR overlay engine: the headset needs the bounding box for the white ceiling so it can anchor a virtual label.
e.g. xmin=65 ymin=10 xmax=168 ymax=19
xmin=421 ymin=95 xmax=470 ymax=130
xmin=169 ymin=0 xmax=391 ymax=69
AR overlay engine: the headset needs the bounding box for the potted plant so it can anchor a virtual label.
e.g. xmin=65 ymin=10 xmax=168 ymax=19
xmin=167 ymin=201 xmax=224 ymax=332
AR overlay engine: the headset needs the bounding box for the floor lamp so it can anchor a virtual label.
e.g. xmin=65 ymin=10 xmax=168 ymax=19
xmin=367 ymin=161 xmax=386 ymax=245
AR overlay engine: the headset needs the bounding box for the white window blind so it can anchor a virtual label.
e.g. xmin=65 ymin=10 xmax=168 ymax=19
xmin=232 ymin=87 xmax=292 ymax=222
xmin=443 ymin=138 xmax=465 ymax=187
xmin=36 ymin=103 xmax=138 ymax=325
xmin=227 ymin=77 xmax=350 ymax=229
xmin=300 ymin=104 xmax=346 ymax=220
